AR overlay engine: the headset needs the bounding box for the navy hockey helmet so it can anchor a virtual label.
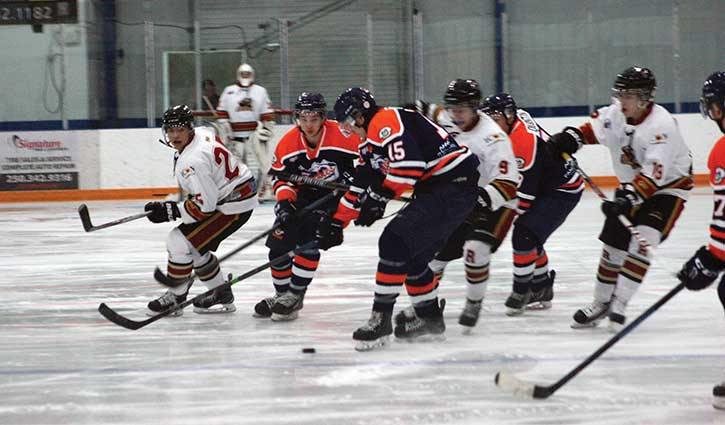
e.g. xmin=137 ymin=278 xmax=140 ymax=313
xmin=701 ymin=71 xmax=725 ymax=119
xmin=481 ymin=92 xmax=517 ymax=123
xmin=334 ymin=87 xmax=378 ymax=129
xmin=295 ymin=92 xmax=327 ymax=118
xmin=612 ymin=66 xmax=656 ymax=102
xmin=443 ymin=79 xmax=482 ymax=108
xmin=162 ymin=104 xmax=194 ymax=131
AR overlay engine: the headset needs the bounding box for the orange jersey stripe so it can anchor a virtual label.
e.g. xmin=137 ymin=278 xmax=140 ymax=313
xmin=376 ymin=271 xmax=407 ymax=285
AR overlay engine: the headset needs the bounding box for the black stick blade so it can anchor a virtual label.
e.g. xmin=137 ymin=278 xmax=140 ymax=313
xmin=98 ymin=303 xmax=148 ymax=330
xmin=154 ymin=267 xmax=186 ymax=288
xmin=78 ymin=204 xmax=94 ymax=232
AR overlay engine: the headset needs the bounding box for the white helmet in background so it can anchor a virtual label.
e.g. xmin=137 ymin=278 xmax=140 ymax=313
xmin=237 ymin=63 xmax=255 ymax=87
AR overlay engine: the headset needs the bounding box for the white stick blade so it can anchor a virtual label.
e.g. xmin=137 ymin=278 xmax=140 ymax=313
xmin=495 ymin=371 xmax=536 ymax=398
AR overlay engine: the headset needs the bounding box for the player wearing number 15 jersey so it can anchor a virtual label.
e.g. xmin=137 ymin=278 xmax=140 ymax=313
xmin=144 ymin=105 xmax=258 ymax=317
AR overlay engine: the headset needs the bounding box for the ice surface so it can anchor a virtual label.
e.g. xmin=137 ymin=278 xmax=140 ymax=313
xmin=0 ymin=190 xmax=723 ymax=424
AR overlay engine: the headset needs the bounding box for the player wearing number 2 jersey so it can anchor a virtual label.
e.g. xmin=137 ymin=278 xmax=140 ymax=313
xmin=144 ymin=105 xmax=258 ymax=317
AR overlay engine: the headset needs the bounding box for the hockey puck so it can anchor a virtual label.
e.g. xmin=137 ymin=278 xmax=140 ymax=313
xmin=301 ymin=347 xmax=316 ymax=354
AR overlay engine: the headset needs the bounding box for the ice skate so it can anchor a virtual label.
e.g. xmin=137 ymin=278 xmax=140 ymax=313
xmin=193 ymin=285 xmax=236 ymax=314
xmin=714 ymin=382 xmax=725 ymax=410
xmin=271 ymin=290 xmax=305 ymax=321
xmin=147 ymin=289 xmax=188 ymax=317
xmin=394 ymin=299 xmax=446 ymax=342
xmin=607 ymin=296 xmax=627 ymax=333
xmin=353 ymin=310 xmax=393 ymax=351
xmin=571 ymin=301 xmax=610 ymax=328
xmin=394 ymin=305 xmax=416 ymax=326
xmin=458 ymin=298 xmax=482 ymax=330
xmin=527 ymin=270 xmax=555 ymax=310
xmin=504 ymin=291 xmax=531 ymax=316
xmin=253 ymin=292 xmax=284 ymax=318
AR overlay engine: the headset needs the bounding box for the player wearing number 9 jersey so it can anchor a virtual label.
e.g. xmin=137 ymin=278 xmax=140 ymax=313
xmin=145 ymin=104 xmax=258 ymax=317
xmin=322 ymin=87 xmax=480 ymax=350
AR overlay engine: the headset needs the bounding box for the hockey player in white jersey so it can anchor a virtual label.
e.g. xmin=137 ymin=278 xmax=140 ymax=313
xmin=145 ymin=105 xmax=258 ymax=316
xmin=406 ymin=79 xmax=519 ymax=330
xmin=216 ymin=63 xmax=276 ymax=199
xmin=549 ymin=66 xmax=693 ymax=331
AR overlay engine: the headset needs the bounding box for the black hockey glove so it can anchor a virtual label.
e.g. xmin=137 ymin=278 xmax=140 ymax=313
xmin=601 ymin=188 xmax=639 ymax=218
xmin=355 ymin=185 xmax=394 ymax=227
xmin=549 ymin=126 xmax=584 ymax=156
xmin=144 ymin=201 xmax=180 ymax=223
xmin=477 ymin=187 xmax=492 ymax=210
xmin=274 ymin=200 xmax=296 ymax=230
xmin=678 ymin=246 xmax=724 ymax=290
xmin=316 ymin=216 xmax=344 ymax=250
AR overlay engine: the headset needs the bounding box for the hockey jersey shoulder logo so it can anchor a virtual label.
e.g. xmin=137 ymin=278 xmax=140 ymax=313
xmin=714 ymin=167 xmax=725 ymax=185
xmin=379 ymin=127 xmax=392 ymax=140
xmin=181 ymin=166 xmax=196 ymax=178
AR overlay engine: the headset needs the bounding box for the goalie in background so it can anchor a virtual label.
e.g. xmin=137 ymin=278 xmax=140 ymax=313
xmin=216 ymin=63 xmax=276 ymax=201
xmin=676 ymin=71 xmax=725 ymax=410
xmin=145 ymin=104 xmax=258 ymax=317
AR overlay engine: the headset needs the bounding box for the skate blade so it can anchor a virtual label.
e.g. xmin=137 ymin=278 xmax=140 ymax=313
xmin=526 ymin=301 xmax=552 ymax=310
xmin=713 ymin=397 xmax=725 ymax=410
xmin=146 ymin=308 xmax=183 ymax=317
xmin=570 ymin=319 xmax=602 ymax=329
xmin=396 ymin=333 xmax=446 ymax=343
xmin=460 ymin=326 xmax=475 ymax=335
xmin=505 ymin=308 xmax=526 ymax=317
xmin=252 ymin=312 xmax=272 ymax=319
xmin=354 ymin=336 xmax=390 ymax=352
xmin=193 ymin=304 xmax=236 ymax=314
xmin=271 ymin=311 xmax=299 ymax=322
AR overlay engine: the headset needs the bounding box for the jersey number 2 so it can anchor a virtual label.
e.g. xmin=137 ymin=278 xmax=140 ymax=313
xmin=214 ymin=145 xmax=240 ymax=180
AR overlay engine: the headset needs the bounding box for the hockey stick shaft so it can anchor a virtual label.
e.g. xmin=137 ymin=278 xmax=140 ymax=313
xmin=272 ymin=171 xmax=413 ymax=202
xmin=78 ymin=204 xmax=151 ymax=232
xmin=495 ymin=282 xmax=685 ymax=398
xmin=561 ymin=153 xmax=652 ymax=254
xmin=98 ymin=241 xmax=318 ymax=330
xmin=154 ymin=189 xmax=341 ymax=288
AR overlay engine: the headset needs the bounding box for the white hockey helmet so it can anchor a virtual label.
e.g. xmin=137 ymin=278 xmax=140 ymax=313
xmin=237 ymin=63 xmax=255 ymax=87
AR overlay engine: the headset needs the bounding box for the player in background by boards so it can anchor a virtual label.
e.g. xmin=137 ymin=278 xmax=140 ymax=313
xmin=216 ymin=63 xmax=276 ymax=200
xmin=403 ymin=79 xmax=518 ymax=331
xmin=317 ymin=87 xmax=480 ymax=350
xmin=481 ymin=93 xmax=584 ymax=315
xmin=549 ymin=66 xmax=693 ymax=331
xmin=254 ymin=92 xmax=360 ymax=321
xmin=145 ymin=105 xmax=258 ymax=316
xmin=676 ymin=71 xmax=725 ymax=410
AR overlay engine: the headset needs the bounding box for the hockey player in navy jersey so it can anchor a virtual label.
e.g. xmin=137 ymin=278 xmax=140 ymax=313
xmin=481 ymin=93 xmax=584 ymax=315
xmin=318 ymin=87 xmax=480 ymax=350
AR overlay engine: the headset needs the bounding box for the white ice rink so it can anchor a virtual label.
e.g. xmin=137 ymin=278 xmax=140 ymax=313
xmin=1 ymin=189 xmax=723 ymax=425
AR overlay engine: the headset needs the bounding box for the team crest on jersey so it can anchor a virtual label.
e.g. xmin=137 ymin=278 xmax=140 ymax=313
xmin=515 ymin=157 xmax=525 ymax=169
xmin=236 ymin=98 xmax=253 ymax=111
xmin=379 ymin=127 xmax=392 ymax=139
xmin=181 ymin=166 xmax=196 ymax=178
xmin=306 ymin=159 xmax=339 ymax=182
xmin=715 ymin=167 xmax=725 ymax=185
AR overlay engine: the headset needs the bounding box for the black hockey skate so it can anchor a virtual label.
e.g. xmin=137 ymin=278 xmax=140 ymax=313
xmin=147 ymin=289 xmax=188 ymax=317
xmin=253 ymin=292 xmax=284 ymax=318
xmin=458 ymin=298 xmax=482 ymax=330
xmin=394 ymin=299 xmax=446 ymax=342
xmin=193 ymin=285 xmax=236 ymax=314
xmin=714 ymin=382 xmax=725 ymax=410
xmin=527 ymin=270 xmax=556 ymax=310
xmin=270 ymin=290 xmax=305 ymax=321
xmin=353 ymin=310 xmax=393 ymax=351
xmin=504 ymin=290 xmax=531 ymax=316
xmin=571 ymin=301 xmax=610 ymax=328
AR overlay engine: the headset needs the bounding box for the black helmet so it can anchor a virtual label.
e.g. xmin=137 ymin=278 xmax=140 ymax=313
xmin=162 ymin=105 xmax=194 ymax=131
xmin=295 ymin=92 xmax=327 ymax=118
xmin=481 ymin=92 xmax=517 ymax=125
xmin=701 ymin=72 xmax=725 ymax=117
xmin=334 ymin=87 xmax=378 ymax=128
xmin=612 ymin=66 xmax=656 ymax=101
xmin=443 ymin=79 xmax=482 ymax=108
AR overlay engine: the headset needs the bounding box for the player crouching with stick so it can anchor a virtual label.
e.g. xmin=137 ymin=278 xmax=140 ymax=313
xmin=145 ymin=105 xmax=258 ymax=316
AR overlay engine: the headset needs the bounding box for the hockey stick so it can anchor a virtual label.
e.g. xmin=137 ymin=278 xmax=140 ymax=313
xmin=78 ymin=204 xmax=151 ymax=232
xmin=562 ymin=153 xmax=652 ymax=255
xmin=98 ymin=241 xmax=318 ymax=330
xmin=272 ymin=171 xmax=414 ymax=202
xmin=495 ymin=281 xmax=685 ymax=399
xmin=152 ymin=189 xmax=341 ymax=288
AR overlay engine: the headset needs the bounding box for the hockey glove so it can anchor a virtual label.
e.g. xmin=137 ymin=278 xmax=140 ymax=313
xmin=601 ymin=188 xmax=639 ymax=218
xmin=255 ymin=124 xmax=274 ymax=143
xmin=316 ymin=216 xmax=344 ymax=250
xmin=549 ymin=126 xmax=584 ymax=156
xmin=355 ymin=185 xmax=394 ymax=227
xmin=274 ymin=200 xmax=296 ymax=231
xmin=477 ymin=187 xmax=492 ymax=209
xmin=678 ymin=246 xmax=724 ymax=290
xmin=144 ymin=201 xmax=180 ymax=223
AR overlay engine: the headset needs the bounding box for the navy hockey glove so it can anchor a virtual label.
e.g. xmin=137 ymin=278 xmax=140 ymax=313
xmin=274 ymin=200 xmax=296 ymax=230
xmin=678 ymin=246 xmax=724 ymax=290
xmin=316 ymin=216 xmax=344 ymax=250
xmin=144 ymin=201 xmax=180 ymax=223
xmin=601 ymin=188 xmax=639 ymax=218
xmin=355 ymin=185 xmax=394 ymax=227
xmin=549 ymin=126 xmax=584 ymax=156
